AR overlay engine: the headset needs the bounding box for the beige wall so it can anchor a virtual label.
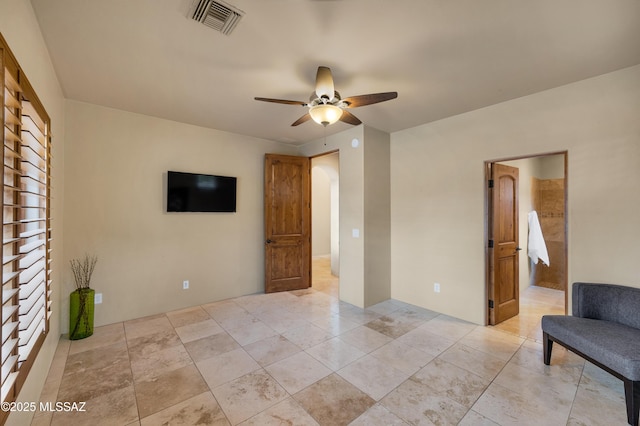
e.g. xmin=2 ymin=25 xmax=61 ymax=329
xmin=1 ymin=1 xmax=66 ymax=425
xmin=391 ymin=65 xmax=640 ymax=324
xmin=311 ymin=162 xmax=332 ymax=256
xmin=363 ymin=126 xmax=391 ymax=306
xmin=539 ymin=154 xmax=565 ymax=179
xmin=63 ymin=100 xmax=298 ymax=328
xmin=299 ymin=127 xmax=366 ymax=306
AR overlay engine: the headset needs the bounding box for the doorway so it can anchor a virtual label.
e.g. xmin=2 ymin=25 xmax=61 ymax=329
xmin=485 ymin=152 xmax=568 ymax=333
xmin=311 ymin=152 xmax=340 ymax=297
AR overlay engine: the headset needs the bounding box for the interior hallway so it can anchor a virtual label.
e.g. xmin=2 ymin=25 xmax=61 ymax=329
xmin=311 ymin=256 xmax=339 ymax=299
xmin=493 ymin=285 xmax=565 ymax=341
xmin=28 ymin=261 xmax=625 ymax=426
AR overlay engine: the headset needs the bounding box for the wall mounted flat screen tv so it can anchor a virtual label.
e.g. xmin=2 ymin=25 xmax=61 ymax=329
xmin=167 ymin=171 xmax=237 ymax=212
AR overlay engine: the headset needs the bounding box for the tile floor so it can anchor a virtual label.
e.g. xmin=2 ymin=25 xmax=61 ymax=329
xmin=29 ymin=258 xmax=628 ymax=425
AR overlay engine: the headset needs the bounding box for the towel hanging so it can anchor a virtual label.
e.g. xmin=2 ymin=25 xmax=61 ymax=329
xmin=528 ymin=210 xmax=550 ymax=266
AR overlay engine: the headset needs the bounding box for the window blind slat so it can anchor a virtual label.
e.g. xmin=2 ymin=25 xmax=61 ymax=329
xmin=2 ymin=237 xmax=20 ymax=245
xmin=1 ymin=321 xmax=18 ymax=346
xmin=19 ymin=239 xmax=45 ymax=254
xmin=1 ymin=305 xmax=18 ymax=325
xmin=21 ymin=116 xmax=45 ymax=139
xmin=20 ymin=217 xmax=46 ymax=224
xmin=1 ymin=371 xmax=18 ymax=402
xmin=21 ymin=102 xmax=44 ymax=130
xmin=3 ymin=126 xmax=21 ymax=144
xmin=1 ymin=287 xmax=18 ymax=305
xmin=18 ymin=301 xmax=44 ymax=343
xmin=20 ymin=139 xmax=45 ymax=163
xmin=1 ymin=354 xmax=18 ymax=382
xmin=18 ymin=317 xmax=44 ymax=363
xmin=3 ymin=70 xmax=20 ymax=93
xmin=18 ymin=228 xmax=45 ymax=239
xmin=3 ymin=108 xmax=19 ymax=127
xmin=3 ymin=146 xmax=20 ymax=160
xmin=19 ymin=249 xmax=44 ymax=270
xmin=20 ymin=161 xmax=46 ymax=181
xmin=2 ymin=254 xmax=21 ymax=265
xmin=1 ymin=271 xmax=18 ymax=286
xmin=21 ymin=127 xmax=45 ymax=149
xmin=22 ymin=101 xmax=45 ymax=127
xmin=19 ymin=267 xmax=44 ymax=291
xmin=1 ymin=338 xmax=17 ymax=365
xmin=4 ymin=88 xmax=20 ymax=110
xmin=18 ymin=292 xmax=44 ymax=332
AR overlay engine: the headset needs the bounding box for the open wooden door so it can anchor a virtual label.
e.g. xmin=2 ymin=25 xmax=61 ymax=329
xmin=488 ymin=163 xmax=520 ymax=325
xmin=264 ymin=154 xmax=311 ymax=293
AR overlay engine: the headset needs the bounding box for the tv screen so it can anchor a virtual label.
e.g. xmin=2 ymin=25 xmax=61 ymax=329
xmin=167 ymin=171 xmax=237 ymax=212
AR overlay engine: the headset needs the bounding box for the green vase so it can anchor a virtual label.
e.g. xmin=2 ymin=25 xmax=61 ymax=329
xmin=69 ymin=288 xmax=94 ymax=340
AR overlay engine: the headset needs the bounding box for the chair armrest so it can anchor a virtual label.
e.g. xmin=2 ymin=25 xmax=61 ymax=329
xmin=572 ymin=282 xmax=588 ymax=317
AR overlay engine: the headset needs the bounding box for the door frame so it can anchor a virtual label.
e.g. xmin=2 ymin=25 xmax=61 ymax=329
xmin=484 ymin=151 xmax=569 ymax=325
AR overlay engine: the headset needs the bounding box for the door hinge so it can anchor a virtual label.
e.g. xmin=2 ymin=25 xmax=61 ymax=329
xmin=488 ymin=239 xmax=494 ymax=248
xmin=488 ymin=179 xmax=494 ymax=188
xmin=488 ymin=300 xmax=494 ymax=309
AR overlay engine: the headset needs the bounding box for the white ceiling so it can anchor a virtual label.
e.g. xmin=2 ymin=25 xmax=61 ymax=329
xmin=30 ymin=0 xmax=640 ymax=145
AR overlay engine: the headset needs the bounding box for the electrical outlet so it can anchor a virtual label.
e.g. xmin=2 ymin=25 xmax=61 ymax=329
xmin=434 ymin=283 xmax=440 ymax=293
xmin=182 ymin=280 xmax=189 ymax=290
xmin=95 ymin=293 xmax=102 ymax=304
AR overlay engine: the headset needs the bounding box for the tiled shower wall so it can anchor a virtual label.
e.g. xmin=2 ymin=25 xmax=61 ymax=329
xmin=531 ymin=178 xmax=566 ymax=290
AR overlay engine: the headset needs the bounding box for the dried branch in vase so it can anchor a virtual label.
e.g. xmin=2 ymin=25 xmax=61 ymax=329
xmin=70 ymin=254 xmax=98 ymax=290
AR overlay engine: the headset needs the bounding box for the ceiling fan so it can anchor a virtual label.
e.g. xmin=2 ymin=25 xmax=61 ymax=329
xmin=255 ymin=66 xmax=398 ymax=127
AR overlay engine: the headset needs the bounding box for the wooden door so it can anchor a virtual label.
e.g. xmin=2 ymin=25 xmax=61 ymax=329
xmin=264 ymin=154 xmax=311 ymax=293
xmin=488 ymin=163 xmax=520 ymax=325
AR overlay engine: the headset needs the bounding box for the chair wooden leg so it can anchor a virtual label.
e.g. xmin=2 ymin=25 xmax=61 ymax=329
xmin=543 ymin=332 xmax=553 ymax=365
xmin=624 ymin=379 xmax=639 ymax=426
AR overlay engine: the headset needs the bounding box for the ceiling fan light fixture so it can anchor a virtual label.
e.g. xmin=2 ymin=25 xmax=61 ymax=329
xmin=309 ymin=104 xmax=343 ymax=126
xmin=255 ymin=66 xmax=397 ymax=128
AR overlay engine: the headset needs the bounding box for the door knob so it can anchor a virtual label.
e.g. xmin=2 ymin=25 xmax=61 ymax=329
xmin=515 ymin=247 xmax=522 ymax=251
xmin=266 ymin=239 xmax=273 ymax=244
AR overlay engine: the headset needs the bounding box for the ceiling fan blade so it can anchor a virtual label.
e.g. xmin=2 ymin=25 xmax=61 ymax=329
xmin=315 ymin=66 xmax=335 ymax=100
xmin=339 ymin=110 xmax=362 ymax=126
xmin=254 ymin=97 xmax=307 ymax=106
xmin=291 ymin=113 xmax=312 ymax=126
xmin=342 ymin=92 xmax=398 ymax=108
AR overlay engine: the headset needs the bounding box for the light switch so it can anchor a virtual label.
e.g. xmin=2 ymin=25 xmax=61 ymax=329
xmin=352 ymin=228 xmax=360 ymax=238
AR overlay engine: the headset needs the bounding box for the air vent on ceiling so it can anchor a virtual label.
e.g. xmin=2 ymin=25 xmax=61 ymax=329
xmin=190 ymin=0 xmax=244 ymax=35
